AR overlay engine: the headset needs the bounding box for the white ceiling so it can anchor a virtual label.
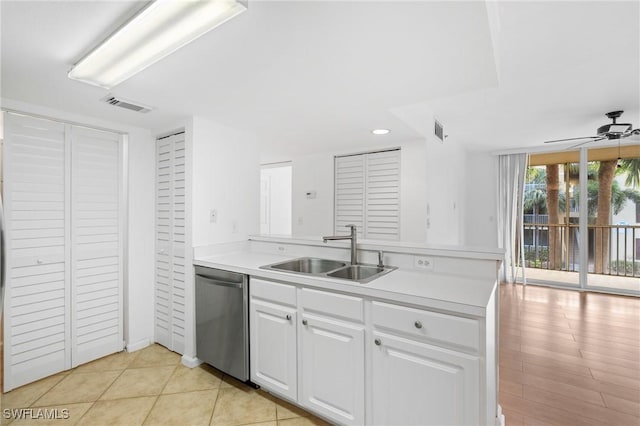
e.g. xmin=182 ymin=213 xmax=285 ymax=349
xmin=2 ymin=1 xmax=639 ymax=159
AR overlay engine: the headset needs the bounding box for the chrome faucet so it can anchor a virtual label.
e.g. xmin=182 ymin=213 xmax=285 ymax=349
xmin=323 ymin=224 xmax=358 ymax=265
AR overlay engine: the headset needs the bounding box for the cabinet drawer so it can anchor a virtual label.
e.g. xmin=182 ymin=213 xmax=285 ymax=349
xmin=301 ymin=288 xmax=364 ymax=322
xmin=372 ymin=301 xmax=479 ymax=352
xmin=251 ymin=278 xmax=296 ymax=307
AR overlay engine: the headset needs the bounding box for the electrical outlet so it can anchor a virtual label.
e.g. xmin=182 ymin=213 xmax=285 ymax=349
xmin=210 ymin=209 xmax=218 ymax=223
xmin=414 ymin=256 xmax=434 ymax=270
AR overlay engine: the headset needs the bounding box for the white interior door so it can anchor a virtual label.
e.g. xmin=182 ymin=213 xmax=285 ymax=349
xmin=3 ymin=113 xmax=70 ymax=391
xmin=70 ymin=126 xmax=123 ymax=366
xmin=154 ymin=133 xmax=186 ymax=354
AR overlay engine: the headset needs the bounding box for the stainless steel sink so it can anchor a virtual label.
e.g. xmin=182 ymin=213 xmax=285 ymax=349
xmin=260 ymin=257 xmax=396 ymax=283
xmin=327 ymin=265 xmax=394 ymax=283
xmin=263 ymin=257 xmax=346 ymax=274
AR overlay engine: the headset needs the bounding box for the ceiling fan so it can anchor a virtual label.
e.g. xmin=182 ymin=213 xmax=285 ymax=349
xmin=543 ymin=110 xmax=640 ymax=147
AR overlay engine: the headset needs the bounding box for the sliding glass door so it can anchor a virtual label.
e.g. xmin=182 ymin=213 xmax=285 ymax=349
xmin=523 ymin=144 xmax=639 ymax=295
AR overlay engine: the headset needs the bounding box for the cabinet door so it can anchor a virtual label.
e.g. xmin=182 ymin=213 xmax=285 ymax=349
xmin=250 ymin=299 xmax=297 ymax=400
xmin=3 ymin=113 xmax=70 ymax=391
xmin=70 ymin=126 xmax=123 ymax=366
xmin=371 ymin=333 xmax=480 ymax=426
xmin=300 ymin=314 xmax=365 ymax=425
xmin=154 ymin=133 xmax=186 ymax=354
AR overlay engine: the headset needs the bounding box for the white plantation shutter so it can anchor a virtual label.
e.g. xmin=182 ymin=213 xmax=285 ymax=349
xmin=365 ymin=150 xmax=400 ymax=240
xmin=70 ymin=126 xmax=123 ymax=366
xmin=334 ymin=149 xmax=400 ymax=241
xmin=154 ymin=133 xmax=186 ymax=354
xmin=3 ymin=114 xmax=70 ymax=390
xmin=3 ymin=113 xmax=124 ymax=391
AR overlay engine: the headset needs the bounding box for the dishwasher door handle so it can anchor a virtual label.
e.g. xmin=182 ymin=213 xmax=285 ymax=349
xmin=195 ymin=275 xmax=244 ymax=289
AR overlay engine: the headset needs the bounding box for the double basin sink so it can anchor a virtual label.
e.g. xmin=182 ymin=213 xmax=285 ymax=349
xmin=261 ymin=257 xmax=396 ymax=283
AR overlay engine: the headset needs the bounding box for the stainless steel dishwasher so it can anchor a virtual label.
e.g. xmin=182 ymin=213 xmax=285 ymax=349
xmin=195 ymin=266 xmax=249 ymax=382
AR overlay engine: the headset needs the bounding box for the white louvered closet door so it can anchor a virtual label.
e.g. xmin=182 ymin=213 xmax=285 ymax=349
xmin=365 ymin=150 xmax=400 ymax=241
xmin=334 ymin=150 xmax=400 ymax=240
xmin=334 ymin=155 xmax=365 ymax=237
xmin=3 ymin=113 xmax=70 ymax=391
xmin=70 ymin=126 xmax=123 ymax=366
xmin=154 ymin=133 xmax=186 ymax=354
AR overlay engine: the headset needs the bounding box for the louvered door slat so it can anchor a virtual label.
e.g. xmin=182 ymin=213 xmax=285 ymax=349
xmin=70 ymin=126 xmax=123 ymax=366
xmin=3 ymin=113 xmax=70 ymax=391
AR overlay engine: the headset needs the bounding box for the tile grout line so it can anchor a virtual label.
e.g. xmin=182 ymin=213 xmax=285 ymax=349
xmin=140 ymin=360 xmax=180 ymax=425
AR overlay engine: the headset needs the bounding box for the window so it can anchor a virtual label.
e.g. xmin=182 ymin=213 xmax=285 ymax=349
xmin=334 ymin=149 xmax=400 ymax=240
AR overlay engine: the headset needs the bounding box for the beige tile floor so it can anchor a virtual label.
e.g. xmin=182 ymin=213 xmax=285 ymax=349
xmin=0 ymin=345 xmax=331 ymax=426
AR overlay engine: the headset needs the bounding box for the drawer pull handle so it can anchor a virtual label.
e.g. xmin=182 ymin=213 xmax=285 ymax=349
xmin=374 ymin=338 xmax=382 ymax=346
xmin=414 ymin=321 xmax=423 ymax=329
xmin=302 ymin=319 xmax=308 ymax=326
xmin=286 ymin=314 xmax=292 ymax=321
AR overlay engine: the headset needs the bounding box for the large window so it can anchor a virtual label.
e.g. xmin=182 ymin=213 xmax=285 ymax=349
xmin=334 ymin=149 xmax=400 ymax=240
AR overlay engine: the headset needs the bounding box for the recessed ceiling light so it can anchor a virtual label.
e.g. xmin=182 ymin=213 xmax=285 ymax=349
xmin=372 ymin=129 xmax=390 ymax=135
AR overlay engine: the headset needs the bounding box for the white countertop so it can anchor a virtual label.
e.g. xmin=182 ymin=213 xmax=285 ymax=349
xmin=193 ymin=251 xmax=498 ymax=317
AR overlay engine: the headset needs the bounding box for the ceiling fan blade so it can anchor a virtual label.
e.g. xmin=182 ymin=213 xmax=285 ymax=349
xmin=569 ymin=137 xmax=606 ymax=149
xmin=543 ymin=136 xmax=601 ymax=144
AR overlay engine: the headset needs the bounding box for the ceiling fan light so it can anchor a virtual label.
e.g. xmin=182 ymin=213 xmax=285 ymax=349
xmin=68 ymin=0 xmax=247 ymax=89
xmin=598 ymin=123 xmax=632 ymax=135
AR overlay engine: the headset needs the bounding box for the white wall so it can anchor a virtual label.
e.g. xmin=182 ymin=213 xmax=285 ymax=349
xmin=191 ymin=116 xmax=260 ymax=246
xmin=1 ymin=98 xmax=156 ymax=352
xmin=289 ymin=140 xmax=428 ymax=242
xmin=291 ymin=153 xmax=335 ymax=237
xmin=260 ymin=165 xmax=292 ymax=235
xmin=424 ymin=135 xmax=468 ymax=246
xmin=464 ymin=150 xmax=499 ymax=247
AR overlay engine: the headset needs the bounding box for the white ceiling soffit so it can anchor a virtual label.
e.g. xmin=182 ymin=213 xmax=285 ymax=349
xmin=8 ymin=2 xmax=635 ymax=155
xmin=1 ymin=1 xmax=498 ymax=158
xmin=392 ymin=1 xmax=640 ymax=151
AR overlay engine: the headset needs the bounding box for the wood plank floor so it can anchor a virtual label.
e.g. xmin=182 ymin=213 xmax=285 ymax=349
xmin=499 ymin=283 xmax=640 ymax=426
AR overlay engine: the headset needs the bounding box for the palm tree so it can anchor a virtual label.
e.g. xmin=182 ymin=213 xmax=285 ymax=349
xmin=593 ymin=157 xmax=639 ymax=273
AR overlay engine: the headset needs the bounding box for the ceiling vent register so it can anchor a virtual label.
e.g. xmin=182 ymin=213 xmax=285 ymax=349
xmin=102 ymin=95 xmax=153 ymax=113
xmin=434 ymin=118 xmax=445 ymax=141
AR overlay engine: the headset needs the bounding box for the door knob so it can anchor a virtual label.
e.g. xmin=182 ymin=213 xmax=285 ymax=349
xmin=286 ymin=314 xmax=292 ymax=321
xmin=302 ymin=319 xmax=308 ymax=326
xmin=374 ymin=338 xmax=382 ymax=346
xmin=414 ymin=321 xmax=423 ymax=329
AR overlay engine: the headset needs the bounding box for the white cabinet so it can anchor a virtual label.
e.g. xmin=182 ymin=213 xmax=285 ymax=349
xmin=300 ymin=314 xmax=365 ymax=425
xmin=154 ymin=132 xmax=187 ymax=354
xmin=371 ymin=333 xmax=479 ymax=426
xmin=249 ymin=279 xmax=297 ymax=400
xmin=371 ymin=301 xmax=481 ymax=426
xmin=248 ymin=276 xmax=491 ymax=426
xmin=3 ymin=113 xmax=124 ymax=391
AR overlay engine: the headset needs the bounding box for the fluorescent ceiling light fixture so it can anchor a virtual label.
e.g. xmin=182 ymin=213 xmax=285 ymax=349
xmin=68 ymin=0 xmax=247 ymax=89
xmin=372 ymin=129 xmax=390 ymax=135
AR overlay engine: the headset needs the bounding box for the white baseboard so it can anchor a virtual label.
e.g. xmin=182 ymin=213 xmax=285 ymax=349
xmin=125 ymin=338 xmax=151 ymax=353
xmin=496 ymin=404 xmax=505 ymax=426
xmin=181 ymin=355 xmax=202 ymax=368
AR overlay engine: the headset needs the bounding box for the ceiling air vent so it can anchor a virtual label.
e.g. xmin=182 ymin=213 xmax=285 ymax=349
xmin=101 ymin=94 xmax=153 ymax=113
xmin=434 ymin=118 xmax=445 ymax=141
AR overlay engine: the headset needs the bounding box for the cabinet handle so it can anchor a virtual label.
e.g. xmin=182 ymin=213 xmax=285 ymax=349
xmin=414 ymin=321 xmax=423 ymax=329
xmin=374 ymin=338 xmax=382 ymax=346
xmin=302 ymin=319 xmax=308 ymax=326
xmin=286 ymin=314 xmax=292 ymax=321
